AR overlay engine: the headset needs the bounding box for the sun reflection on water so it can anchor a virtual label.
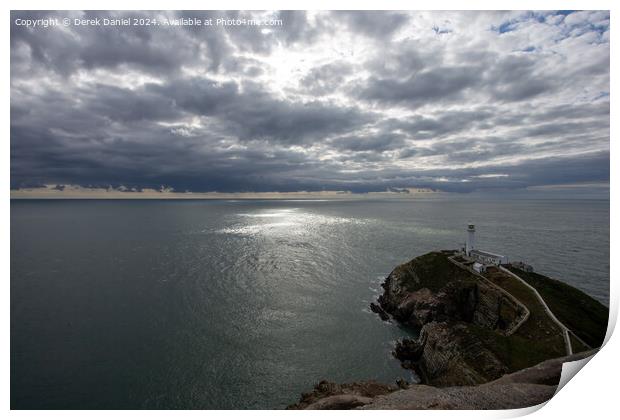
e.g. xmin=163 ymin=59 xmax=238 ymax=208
xmin=216 ymin=208 xmax=366 ymax=236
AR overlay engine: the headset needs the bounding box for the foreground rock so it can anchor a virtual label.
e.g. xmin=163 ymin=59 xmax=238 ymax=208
xmin=363 ymin=350 xmax=596 ymax=409
xmin=290 ymin=351 xmax=595 ymax=410
xmin=287 ymin=380 xmax=397 ymax=409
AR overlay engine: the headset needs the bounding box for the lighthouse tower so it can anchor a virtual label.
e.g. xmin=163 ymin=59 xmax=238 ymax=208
xmin=466 ymin=224 xmax=476 ymax=256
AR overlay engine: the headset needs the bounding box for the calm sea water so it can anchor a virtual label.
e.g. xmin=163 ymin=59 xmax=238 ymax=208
xmin=10 ymin=197 xmax=609 ymax=409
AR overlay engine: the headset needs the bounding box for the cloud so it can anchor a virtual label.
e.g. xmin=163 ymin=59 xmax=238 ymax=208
xmin=485 ymin=54 xmax=558 ymax=102
xmin=149 ymin=78 xmax=375 ymax=145
xmin=330 ymin=133 xmax=406 ymax=152
xmin=10 ymin=10 xmax=609 ymax=193
xmin=299 ymin=61 xmax=354 ymax=94
xmin=363 ymin=67 xmax=481 ymax=109
xmin=333 ymin=11 xmax=410 ymax=39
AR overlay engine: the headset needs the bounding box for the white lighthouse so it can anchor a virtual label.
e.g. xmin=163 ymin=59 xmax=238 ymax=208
xmin=466 ymin=224 xmax=476 ymax=256
xmin=462 ymin=224 xmax=509 ymax=266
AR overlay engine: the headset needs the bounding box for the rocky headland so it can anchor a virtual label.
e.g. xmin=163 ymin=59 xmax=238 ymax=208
xmin=290 ymin=250 xmax=608 ymax=409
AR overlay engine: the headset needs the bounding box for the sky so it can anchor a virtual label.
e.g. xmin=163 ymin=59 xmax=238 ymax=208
xmin=10 ymin=10 xmax=610 ymax=195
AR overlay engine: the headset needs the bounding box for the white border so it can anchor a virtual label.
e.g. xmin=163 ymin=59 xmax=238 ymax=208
xmin=3 ymin=1 xmax=616 ymax=419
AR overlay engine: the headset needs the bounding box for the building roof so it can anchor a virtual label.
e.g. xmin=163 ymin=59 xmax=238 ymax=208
xmin=470 ymin=249 xmax=506 ymax=259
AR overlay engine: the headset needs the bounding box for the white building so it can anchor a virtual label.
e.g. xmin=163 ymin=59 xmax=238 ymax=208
xmin=466 ymin=223 xmax=476 ymax=255
xmin=472 ymin=262 xmax=486 ymax=273
xmin=464 ymin=224 xmax=508 ymax=266
xmin=470 ymin=249 xmax=508 ymax=266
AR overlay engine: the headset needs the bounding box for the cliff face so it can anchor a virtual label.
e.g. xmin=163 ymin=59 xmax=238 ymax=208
xmin=396 ymin=322 xmax=508 ymax=386
xmin=378 ymin=251 xmax=522 ymax=332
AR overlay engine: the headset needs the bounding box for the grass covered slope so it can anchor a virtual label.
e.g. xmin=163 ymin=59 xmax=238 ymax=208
xmin=505 ymin=266 xmax=608 ymax=348
xmin=465 ymin=324 xmax=563 ymax=373
xmin=388 ymin=250 xmax=479 ymax=293
xmin=483 ymin=267 xmax=566 ymax=366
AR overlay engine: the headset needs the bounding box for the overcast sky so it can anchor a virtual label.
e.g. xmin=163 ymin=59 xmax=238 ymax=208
xmin=10 ymin=10 xmax=610 ymax=193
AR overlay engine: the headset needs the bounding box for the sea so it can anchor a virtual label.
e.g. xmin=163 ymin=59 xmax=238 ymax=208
xmin=10 ymin=195 xmax=609 ymax=409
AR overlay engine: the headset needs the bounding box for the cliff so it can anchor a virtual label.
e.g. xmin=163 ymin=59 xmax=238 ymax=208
xmin=290 ymin=251 xmax=608 ymax=409
xmin=375 ymin=251 xmax=606 ymax=386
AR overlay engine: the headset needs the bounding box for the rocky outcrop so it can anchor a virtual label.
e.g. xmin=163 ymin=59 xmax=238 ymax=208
xmin=369 ymin=302 xmax=390 ymax=321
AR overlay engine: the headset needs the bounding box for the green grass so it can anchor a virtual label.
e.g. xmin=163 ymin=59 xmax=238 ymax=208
xmin=466 ymin=324 xmax=566 ymax=372
xmin=393 ymin=252 xmax=479 ymax=293
xmin=484 ymin=267 xmax=566 ymax=358
xmin=506 ymin=267 xmax=608 ymax=348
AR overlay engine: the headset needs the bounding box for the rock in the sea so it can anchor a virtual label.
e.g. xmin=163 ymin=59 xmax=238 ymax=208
xmin=369 ymin=302 xmax=390 ymax=321
xmin=393 ymin=338 xmax=424 ymax=362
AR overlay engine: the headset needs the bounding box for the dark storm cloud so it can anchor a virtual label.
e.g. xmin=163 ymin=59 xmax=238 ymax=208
xmin=485 ymin=54 xmax=558 ymax=102
xmin=365 ymin=41 xmax=429 ymax=77
xmin=357 ymin=52 xmax=560 ymax=108
xmin=10 ymin=10 xmax=610 ymax=193
xmin=385 ymin=109 xmax=495 ymax=140
xmin=10 ymin=120 xmax=324 ymax=192
xmin=11 ymin=10 xmax=294 ymax=76
xmin=308 ymin=151 xmax=610 ymax=193
xmin=333 ymin=11 xmax=410 ymax=39
xmin=299 ymin=61 xmax=354 ymax=95
xmin=358 ymin=66 xmax=483 ymax=108
xmin=436 ymin=151 xmax=610 ymax=192
xmin=150 ymin=78 xmax=375 ymax=144
xmin=275 ymin=10 xmax=324 ymax=45
xmin=330 ymin=133 xmax=406 ymax=152
xmin=83 ymin=84 xmax=181 ymax=123
xmin=11 ymin=11 xmax=206 ymax=75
